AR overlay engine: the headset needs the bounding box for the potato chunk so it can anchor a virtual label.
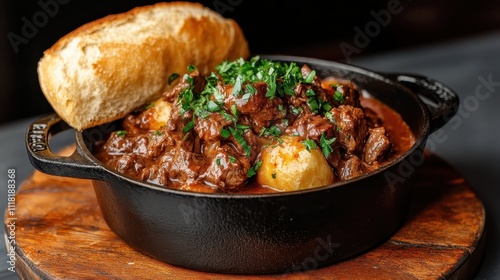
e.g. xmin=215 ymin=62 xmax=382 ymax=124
xmin=149 ymin=98 xmax=172 ymax=130
xmin=257 ymin=136 xmax=334 ymax=191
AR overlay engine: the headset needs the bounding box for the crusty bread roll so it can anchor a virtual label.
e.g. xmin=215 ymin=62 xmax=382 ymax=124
xmin=38 ymin=2 xmax=249 ymax=130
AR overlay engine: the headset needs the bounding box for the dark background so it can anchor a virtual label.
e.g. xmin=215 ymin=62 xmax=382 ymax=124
xmin=1 ymin=0 xmax=500 ymax=125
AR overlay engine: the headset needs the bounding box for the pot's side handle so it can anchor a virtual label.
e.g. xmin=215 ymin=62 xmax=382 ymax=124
xmin=26 ymin=114 xmax=104 ymax=180
xmin=385 ymin=73 xmax=460 ymax=133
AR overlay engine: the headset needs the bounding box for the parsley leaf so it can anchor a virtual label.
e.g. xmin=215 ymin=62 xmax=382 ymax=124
xmin=302 ymin=139 xmax=317 ymax=152
xmin=320 ymin=133 xmax=336 ymax=158
xmin=332 ymin=85 xmax=345 ymax=103
xmin=232 ymin=75 xmax=243 ymax=96
xmin=334 ymin=90 xmax=345 ymax=103
xmin=115 ymin=130 xmax=127 ymax=137
xmin=187 ymin=64 xmax=197 ymax=73
xmin=168 ymin=73 xmax=180 ymax=85
xmin=259 ymin=125 xmax=281 ymax=137
xmin=182 ymin=120 xmax=195 ymax=133
xmin=207 ymin=100 xmax=220 ymax=112
xmin=221 ymin=128 xmax=230 ymax=138
xmin=304 ymin=70 xmax=316 ymax=83
xmin=244 ymin=84 xmax=257 ymax=95
xmin=229 ymin=126 xmax=251 ymax=157
xmin=247 ymin=161 xmax=262 ymax=178
xmin=325 ymin=111 xmax=335 ymax=123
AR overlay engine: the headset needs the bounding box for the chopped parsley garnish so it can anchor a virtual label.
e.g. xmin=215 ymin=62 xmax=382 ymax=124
xmin=221 ymin=128 xmax=230 ymax=138
xmin=115 ymin=130 xmax=127 ymax=137
xmin=152 ymin=130 xmax=163 ymax=136
xmin=229 ymin=127 xmax=251 ymax=157
xmin=308 ymin=98 xmax=320 ymax=113
xmin=216 ymin=56 xmax=314 ymax=100
xmin=291 ymin=106 xmax=303 ymax=115
xmin=244 ymin=84 xmax=257 ymax=95
xmin=207 ymin=100 xmax=220 ymax=112
xmin=247 ymin=161 xmax=262 ymax=177
xmin=182 ymin=120 xmax=195 ymax=133
xmin=259 ymin=125 xmax=282 ymax=137
xmin=168 ymin=73 xmax=180 ymax=85
xmin=304 ymin=88 xmax=333 ymax=115
xmin=302 ymin=139 xmax=317 ymax=152
xmin=304 ymin=70 xmax=316 ymax=83
xmin=228 ymin=155 xmax=237 ymax=163
xmin=187 ymin=64 xmax=197 ymax=73
xmin=230 ymin=104 xmax=239 ymax=116
xmin=247 ymin=168 xmax=256 ymax=178
xmin=184 ymin=74 xmax=194 ymax=86
xmin=232 ymin=75 xmax=243 ymax=96
xmin=174 ymin=59 xmax=340 ymax=161
xmin=320 ymin=133 xmax=336 ymax=158
xmin=332 ymin=85 xmax=345 ymax=103
xmin=325 ymin=111 xmax=335 ymax=123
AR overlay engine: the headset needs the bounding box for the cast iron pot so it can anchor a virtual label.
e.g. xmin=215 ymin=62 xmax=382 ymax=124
xmin=26 ymin=55 xmax=459 ymax=275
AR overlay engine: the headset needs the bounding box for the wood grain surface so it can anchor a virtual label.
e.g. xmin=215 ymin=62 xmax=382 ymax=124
xmin=4 ymin=150 xmax=485 ymax=279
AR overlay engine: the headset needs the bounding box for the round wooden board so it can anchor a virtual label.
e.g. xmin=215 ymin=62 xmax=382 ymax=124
xmin=4 ymin=151 xmax=485 ymax=280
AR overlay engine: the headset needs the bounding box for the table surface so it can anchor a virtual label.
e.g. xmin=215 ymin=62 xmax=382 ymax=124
xmin=2 ymin=31 xmax=499 ymax=280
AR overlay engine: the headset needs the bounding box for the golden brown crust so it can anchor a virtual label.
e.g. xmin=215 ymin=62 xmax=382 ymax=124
xmin=38 ymin=2 xmax=249 ymax=130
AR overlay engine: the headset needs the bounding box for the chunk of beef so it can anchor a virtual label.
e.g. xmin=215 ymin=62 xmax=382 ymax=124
xmin=363 ymin=127 xmax=392 ymax=164
xmin=331 ymin=82 xmax=361 ymax=108
xmin=330 ymin=105 xmax=369 ymax=154
xmin=363 ymin=106 xmax=383 ymax=128
xmin=285 ymin=114 xmax=335 ymax=142
xmin=337 ymin=155 xmax=363 ymax=181
xmin=168 ymin=148 xmax=206 ymax=183
xmin=195 ymin=112 xmax=232 ymax=142
xmin=287 ymin=82 xmax=332 ymax=116
xmin=337 ymin=155 xmax=379 ymax=181
xmin=225 ymin=127 xmax=260 ymax=163
xmin=146 ymin=130 xmax=175 ymax=158
xmin=301 ymin=64 xmax=322 ymax=87
xmin=162 ymin=70 xmax=206 ymax=103
xmin=99 ymin=132 xmax=135 ymax=156
xmin=122 ymin=113 xmax=150 ymax=134
xmin=200 ymin=145 xmax=249 ymax=191
xmin=225 ymin=82 xmax=286 ymax=133
xmin=139 ymin=152 xmax=176 ymax=186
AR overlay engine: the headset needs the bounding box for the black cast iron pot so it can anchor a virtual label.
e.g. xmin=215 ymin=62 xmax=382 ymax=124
xmin=26 ymin=55 xmax=459 ymax=275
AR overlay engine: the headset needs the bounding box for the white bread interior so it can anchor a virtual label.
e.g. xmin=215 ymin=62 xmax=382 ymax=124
xmin=37 ymin=2 xmax=249 ymax=130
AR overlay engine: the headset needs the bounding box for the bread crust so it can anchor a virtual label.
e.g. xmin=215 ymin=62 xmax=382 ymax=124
xmin=38 ymin=2 xmax=249 ymax=130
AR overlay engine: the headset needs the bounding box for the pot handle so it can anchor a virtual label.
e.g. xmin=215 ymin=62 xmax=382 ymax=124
xmin=385 ymin=73 xmax=459 ymax=133
xmin=26 ymin=114 xmax=104 ymax=180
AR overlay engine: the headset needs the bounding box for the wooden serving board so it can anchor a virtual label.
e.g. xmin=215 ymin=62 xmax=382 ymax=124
xmin=5 ymin=149 xmax=485 ymax=280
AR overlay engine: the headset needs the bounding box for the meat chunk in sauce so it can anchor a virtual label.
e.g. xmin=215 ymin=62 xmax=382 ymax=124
xmin=363 ymin=127 xmax=392 ymax=164
xmin=94 ymin=58 xmax=415 ymax=193
xmin=199 ymin=145 xmax=249 ymax=190
xmin=330 ymin=105 xmax=369 ymax=154
xmin=337 ymin=155 xmax=379 ymax=181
